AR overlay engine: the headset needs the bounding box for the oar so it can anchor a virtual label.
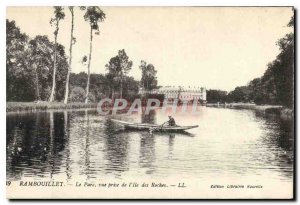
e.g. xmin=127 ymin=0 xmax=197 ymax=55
xmin=159 ymin=122 xmax=168 ymax=130
xmin=149 ymin=122 xmax=167 ymax=133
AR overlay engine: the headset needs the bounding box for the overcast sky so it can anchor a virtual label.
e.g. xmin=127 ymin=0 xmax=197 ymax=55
xmin=7 ymin=7 xmax=293 ymax=91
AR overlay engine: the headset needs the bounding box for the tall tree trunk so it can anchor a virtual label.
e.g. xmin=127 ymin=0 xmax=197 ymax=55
xmin=146 ymin=79 xmax=149 ymax=91
xmin=111 ymin=89 xmax=114 ymax=100
xmin=49 ymin=27 xmax=58 ymax=102
xmin=64 ymin=8 xmax=74 ymax=104
xmin=49 ymin=111 xmax=55 ymax=178
xmin=120 ymin=72 xmax=123 ymax=99
xmin=34 ymin=64 xmax=41 ymax=101
xmin=85 ymin=26 xmax=93 ymax=103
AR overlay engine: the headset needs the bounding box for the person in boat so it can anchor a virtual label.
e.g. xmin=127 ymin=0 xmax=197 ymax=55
xmin=167 ymin=116 xmax=176 ymax=126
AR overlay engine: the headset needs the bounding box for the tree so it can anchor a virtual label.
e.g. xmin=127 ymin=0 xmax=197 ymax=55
xmin=224 ymin=15 xmax=294 ymax=107
xmin=274 ymin=15 xmax=294 ymax=107
xmin=6 ymin=20 xmax=33 ymax=101
xmin=105 ymin=49 xmax=133 ymax=98
xmin=287 ymin=15 xmax=294 ymax=27
xmin=70 ymin=86 xmax=85 ymax=102
xmin=64 ymin=6 xmax=76 ymax=104
xmin=28 ymin=37 xmax=52 ymax=101
xmin=226 ymin=86 xmax=251 ymax=103
xmin=70 ymin=71 xmax=87 ymax=89
xmin=49 ymin=6 xmax=65 ymax=102
xmin=69 ymin=72 xmax=117 ymax=102
xmin=83 ymin=6 xmax=106 ymax=103
xmin=28 ymin=36 xmax=68 ymax=101
xmin=6 ymin=19 xmax=68 ymax=102
xmin=122 ymin=76 xmax=140 ymax=100
xmin=105 ymin=72 xmax=117 ymax=99
xmin=139 ymin=60 xmax=157 ymax=90
xmin=206 ymin=89 xmax=227 ymax=103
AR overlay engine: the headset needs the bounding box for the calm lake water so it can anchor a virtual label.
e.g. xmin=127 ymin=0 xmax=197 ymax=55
xmin=6 ymin=107 xmax=294 ymax=183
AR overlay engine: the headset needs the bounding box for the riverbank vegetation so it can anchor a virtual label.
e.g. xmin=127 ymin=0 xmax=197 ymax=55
xmin=207 ymin=16 xmax=294 ymax=109
xmin=7 ymin=6 xmax=158 ymax=107
xmin=7 ymin=8 xmax=293 ymax=113
xmin=6 ymin=102 xmax=97 ymax=112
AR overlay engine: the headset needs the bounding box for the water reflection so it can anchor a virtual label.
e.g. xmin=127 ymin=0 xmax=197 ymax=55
xmin=6 ymin=107 xmax=294 ymax=183
xmin=6 ymin=111 xmax=67 ymax=179
xmin=103 ymin=119 xmax=130 ymax=176
xmin=139 ymin=133 xmax=156 ymax=174
xmin=64 ymin=111 xmax=72 ymax=181
xmin=253 ymin=111 xmax=294 ymax=180
xmin=141 ymin=109 xmax=156 ymax=124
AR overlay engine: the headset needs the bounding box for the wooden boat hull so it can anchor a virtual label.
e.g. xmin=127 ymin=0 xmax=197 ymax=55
xmin=111 ymin=119 xmax=198 ymax=132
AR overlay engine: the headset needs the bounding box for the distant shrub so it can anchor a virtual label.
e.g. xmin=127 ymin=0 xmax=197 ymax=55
xmin=87 ymin=93 xmax=96 ymax=103
xmin=70 ymin=87 xmax=85 ymax=102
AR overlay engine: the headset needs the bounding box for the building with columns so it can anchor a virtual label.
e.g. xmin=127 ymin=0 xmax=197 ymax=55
xmin=139 ymin=86 xmax=206 ymax=103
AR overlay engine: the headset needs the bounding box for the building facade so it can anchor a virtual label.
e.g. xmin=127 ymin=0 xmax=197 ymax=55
xmin=139 ymin=86 xmax=206 ymax=102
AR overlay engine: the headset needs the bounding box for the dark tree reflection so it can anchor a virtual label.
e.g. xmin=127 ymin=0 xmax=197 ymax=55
xmin=103 ymin=120 xmax=130 ymax=176
xmin=254 ymin=111 xmax=294 ymax=179
xmin=139 ymin=133 xmax=156 ymax=174
xmin=6 ymin=112 xmax=67 ymax=180
xmin=141 ymin=109 xmax=156 ymax=124
xmin=64 ymin=111 xmax=72 ymax=181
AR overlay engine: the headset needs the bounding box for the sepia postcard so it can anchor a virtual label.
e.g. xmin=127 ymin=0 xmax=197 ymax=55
xmin=6 ymin=6 xmax=294 ymax=199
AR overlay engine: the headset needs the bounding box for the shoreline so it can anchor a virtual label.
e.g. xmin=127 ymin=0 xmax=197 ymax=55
xmin=7 ymin=102 xmax=294 ymax=119
xmin=6 ymin=102 xmax=98 ymax=113
xmin=206 ymin=102 xmax=293 ymax=119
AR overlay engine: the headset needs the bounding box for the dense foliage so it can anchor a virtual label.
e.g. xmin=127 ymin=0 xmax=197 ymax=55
xmin=69 ymin=72 xmax=139 ymax=102
xmin=8 ymin=11 xmax=292 ymax=107
xmin=206 ymin=90 xmax=228 ymax=103
xmin=207 ymin=16 xmax=294 ymax=108
xmin=105 ymin=49 xmax=133 ymax=98
xmin=7 ymin=20 xmax=68 ymax=102
xmin=139 ymin=60 xmax=158 ymax=91
xmin=6 ymin=19 xmax=143 ymax=103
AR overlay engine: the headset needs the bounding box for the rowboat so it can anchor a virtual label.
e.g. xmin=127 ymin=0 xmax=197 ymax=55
xmin=111 ymin=119 xmax=198 ymax=132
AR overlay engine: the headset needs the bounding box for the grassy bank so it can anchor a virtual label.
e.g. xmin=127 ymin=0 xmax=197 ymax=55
xmin=7 ymin=102 xmax=98 ymax=112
